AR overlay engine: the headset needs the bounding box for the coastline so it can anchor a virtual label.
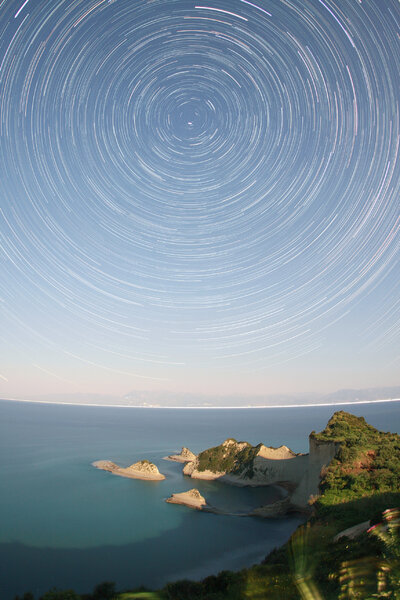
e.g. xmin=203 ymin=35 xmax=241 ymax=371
xmin=2 ymin=402 xmax=398 ymax=599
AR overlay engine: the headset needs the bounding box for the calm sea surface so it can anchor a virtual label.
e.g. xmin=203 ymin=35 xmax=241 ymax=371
xmin=1 ymin=399 xmax=400 ymax=599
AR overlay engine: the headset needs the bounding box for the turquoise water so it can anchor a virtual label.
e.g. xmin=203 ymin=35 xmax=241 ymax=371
xmin=1 ymin=399 xmax=400 ymax=598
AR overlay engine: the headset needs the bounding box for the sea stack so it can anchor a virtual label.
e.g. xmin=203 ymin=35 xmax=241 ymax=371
xmin=165 ymin=447 xmax=197 ymax=463
xmin=93 ymin=459 xmax=165 ymax=481
xmin=166 ymin=488 xmax=207 ymax=510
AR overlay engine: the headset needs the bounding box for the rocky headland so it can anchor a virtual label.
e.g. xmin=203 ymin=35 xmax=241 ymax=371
xmin=93 ymin=459 xmax=165 ymax=481
xmin=164 ymin=447 xmax=197 ymax=463
xmin=181 ymin=432 xmax=341 ymax=515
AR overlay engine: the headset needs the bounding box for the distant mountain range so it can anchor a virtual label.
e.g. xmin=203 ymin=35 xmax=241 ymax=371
xmin=5 ymin=385 xmax=400 ymax=407
xmin=318 ymin=386 xmax=400 ymax=404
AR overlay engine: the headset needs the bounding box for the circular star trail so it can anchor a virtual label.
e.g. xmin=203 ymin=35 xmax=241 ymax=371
xmin=0 ymin=0 xmax=399 ymax=388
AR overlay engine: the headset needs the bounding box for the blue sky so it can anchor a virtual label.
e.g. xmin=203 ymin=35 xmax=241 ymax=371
xmin=0 ymin=0 xmax=399 ymax=399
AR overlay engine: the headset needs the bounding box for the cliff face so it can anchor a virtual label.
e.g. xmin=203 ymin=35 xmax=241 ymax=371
xmin=290 ymin=437 xmax=340 ymax=506
xmin=308 ymin=436 xmax=342 ymax=464
xmin=251 ymin=453 xmax=309 ymax=487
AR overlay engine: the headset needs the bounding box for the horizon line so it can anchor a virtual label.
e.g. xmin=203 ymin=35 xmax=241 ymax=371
xmin=1 ymin=397 xmax=400 ymax=409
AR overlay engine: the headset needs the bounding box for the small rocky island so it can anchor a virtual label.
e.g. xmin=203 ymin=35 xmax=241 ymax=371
xmin=166 ymin=488 xmax=207 ymax=510
xmin=93 ymin=459 xmax=165 ymax=481
xmin=164 ymin=447 xmax=197 ymax=463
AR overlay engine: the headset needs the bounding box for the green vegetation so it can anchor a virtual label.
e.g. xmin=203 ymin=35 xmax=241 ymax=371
xmin=16 ymin=412 xmax=400 ymax=599
xmin=312 ymin=411 xmax=400 ymax=527
xmin=311 ymin=411 xmax=378 ymax=443
xmin=196 ymin=439 xmax=262 ymax=477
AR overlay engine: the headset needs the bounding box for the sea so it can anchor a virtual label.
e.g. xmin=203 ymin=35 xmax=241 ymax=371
xmin=1 ymin=398 xmax=400 ymax=599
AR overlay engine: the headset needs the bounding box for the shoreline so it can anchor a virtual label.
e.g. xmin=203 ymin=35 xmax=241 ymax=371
xmin=2 ymin=397 xmax=400 ymax=409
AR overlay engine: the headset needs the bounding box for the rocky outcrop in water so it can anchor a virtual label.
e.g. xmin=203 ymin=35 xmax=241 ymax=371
xmin=165 ymin=447 xmax=197 ymax=463
xmin=166 ymin=488 xmax=207 ymax=510
xmin=93 ymin=459 xmax=165 ymax=480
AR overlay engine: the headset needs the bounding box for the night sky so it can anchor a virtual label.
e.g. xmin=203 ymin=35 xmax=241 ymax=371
xmin=0 ymin=0 xmax=399 ymax=399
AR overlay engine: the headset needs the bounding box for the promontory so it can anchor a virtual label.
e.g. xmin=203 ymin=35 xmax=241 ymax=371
xmin=181 ymin=423 xmax=343 ymax=513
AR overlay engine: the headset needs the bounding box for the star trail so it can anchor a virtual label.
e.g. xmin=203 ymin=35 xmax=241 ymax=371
xmin=0 ymin=0 xmax=399 ymax=397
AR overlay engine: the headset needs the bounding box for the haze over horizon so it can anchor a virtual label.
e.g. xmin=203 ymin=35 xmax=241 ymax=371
xmin=2 ymin=385 xmax=400 ymax=410
xmin=1 ymin=0 xmax=399 ymax=400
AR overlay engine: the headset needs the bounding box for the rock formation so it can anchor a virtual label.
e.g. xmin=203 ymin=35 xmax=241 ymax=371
xmin=182 ymin=434 xmax=340 ymax=511
xmin=165 ymin=447 xmax=197 ymax=463
xmin=93 ymin=459 xmax=165 ymax=480
xmin=166 ymin=488 xmax=207 ymax=510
